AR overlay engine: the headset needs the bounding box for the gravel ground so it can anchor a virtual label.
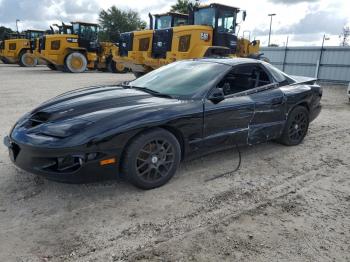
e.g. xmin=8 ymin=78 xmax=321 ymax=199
xmin=0 ymin=64 xmax=349 ymax=262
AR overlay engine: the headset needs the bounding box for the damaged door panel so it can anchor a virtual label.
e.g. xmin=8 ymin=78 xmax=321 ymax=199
xmin=248 ymin=88 xmax=286 ymax=144
xmin=203 ymin=95 xmax=255 ymax=148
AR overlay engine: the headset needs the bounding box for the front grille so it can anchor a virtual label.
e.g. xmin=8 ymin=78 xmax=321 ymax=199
xmin=119 ymin=32 xmax=134 ymax=57
xmin=10 ymin=142 xmax=20 ymax=161
xmin=152 ymin=28 xmax=173 ymax=59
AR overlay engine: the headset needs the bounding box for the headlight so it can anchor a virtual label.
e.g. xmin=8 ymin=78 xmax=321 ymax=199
xmin=38 ymin=119 xmax=93 ymax=138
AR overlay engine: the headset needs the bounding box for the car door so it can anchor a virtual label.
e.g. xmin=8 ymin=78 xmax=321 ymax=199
xmin=203 ymin=92 xmax=255 ymax=149
xmin=247 ymin=64 xmax=286 ymax=144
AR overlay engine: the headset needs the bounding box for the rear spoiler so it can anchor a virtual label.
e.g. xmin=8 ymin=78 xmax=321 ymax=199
xmin=290 ymin=75 xmax=317 ymax=85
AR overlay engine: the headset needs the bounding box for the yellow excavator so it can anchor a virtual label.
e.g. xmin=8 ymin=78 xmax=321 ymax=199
xmin=33 ymin=22 xmax=126 ymax=73
xmin=0 ymin=30 xmax=44 ymax=66
xmin=115 ymin=3 xmax=262 ymax=76
xmin=113 ymin=12 xmax=189 ymax=77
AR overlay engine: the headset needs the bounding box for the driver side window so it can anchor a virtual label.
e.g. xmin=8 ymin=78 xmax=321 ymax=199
xmin=218 ymin=64 xmax=272 ymax=96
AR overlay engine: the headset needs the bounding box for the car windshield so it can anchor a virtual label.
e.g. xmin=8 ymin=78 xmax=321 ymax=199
xmin=128 ymin=61 xmax=227 ymax=98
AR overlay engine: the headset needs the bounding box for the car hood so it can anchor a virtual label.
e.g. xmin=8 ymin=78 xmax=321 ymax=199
xmin=11 ymin=85 xmax=192 ymax=147
xmin=28 ymin=85 xmax=179 ymax=123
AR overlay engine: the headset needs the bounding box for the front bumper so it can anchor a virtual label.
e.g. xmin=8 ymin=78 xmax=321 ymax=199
xmin=3 ymin=136 xmax=120 ymax=183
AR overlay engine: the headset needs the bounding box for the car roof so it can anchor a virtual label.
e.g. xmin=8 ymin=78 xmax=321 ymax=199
xmin=191 ymin=57 xmax=263 ymax=66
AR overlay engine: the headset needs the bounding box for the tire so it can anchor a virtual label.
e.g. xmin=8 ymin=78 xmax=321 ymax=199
xmin=278 ymin=106 xmax=309 ymax=146
xmin=122 ymin=128 xmax=181 ymax=189
xmin=47 ymin=63 xmax=57 ymax=71
xmin=64 ymin=52 xmax=87 ymax=73
xmin=108 ymin=59 xmax=128 ymax=73
xmin=19 ymin=51 xmax=38 ymax=67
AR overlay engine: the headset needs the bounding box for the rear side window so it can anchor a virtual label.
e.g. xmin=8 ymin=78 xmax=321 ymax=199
xmin=262 ymin=62 xmax=294 ymax=84
xmin=218 ymin=64 xmax=272 ymax=96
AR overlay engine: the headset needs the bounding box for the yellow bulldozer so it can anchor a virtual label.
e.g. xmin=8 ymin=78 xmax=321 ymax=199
xmin=0 ymin=30 xmax=44 ymax=66
xmin=33 ymin=22 xmax=126 ymax=73
xmin=114 ymin=3 xmax=262 ymax=76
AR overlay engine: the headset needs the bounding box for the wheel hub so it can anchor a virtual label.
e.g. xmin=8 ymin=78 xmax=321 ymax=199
xmin=71 ymin=57 xmax=83 ymax=70
xmin=294 ymin=124 xmax=299 ymax=130
xmin=151 ymin=156 xmax=158 ymax=164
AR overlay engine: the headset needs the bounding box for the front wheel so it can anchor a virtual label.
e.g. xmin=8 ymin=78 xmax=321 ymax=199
xmin=19 ymin=51 xmax=38 ymax=67
xmin=64 ymin=52 xmax=87 ymax=73
xmin=122 ymin=129 xmax=181 ymax=189
xmin=278 ymin=106 xmax=309 ymax=146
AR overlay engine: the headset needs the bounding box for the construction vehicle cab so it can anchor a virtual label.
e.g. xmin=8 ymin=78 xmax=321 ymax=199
xmin=153 ymin=12 xmax=189 ymax=29
xmin=126 ymin=3 xmax=260 ymax=75
xmin=114 ymin=12 xmax=189 ymax=75
xmin=0 ymin=30 xmax=44 ymax=66
xmin=192 ymin=3 xmax=240 ymax=55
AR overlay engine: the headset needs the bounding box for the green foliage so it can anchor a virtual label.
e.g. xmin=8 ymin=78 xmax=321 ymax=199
xmin=99 ymin=6 xmax=146 ymax=42
xmin=170 ymin=0 xmax=199 ymax=14
xmin=0 ymin=26 xmax=13 ymax=40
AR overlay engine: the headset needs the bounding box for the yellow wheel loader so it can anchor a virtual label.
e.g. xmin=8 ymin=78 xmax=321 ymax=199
xmin=0 ymin=30 xmax=44 ymax=67
xmin=34 ymin=22 xmax=126 ymax=73
xmin=113 ymin=12 xmax=189 ymax=77
xmin=120 ymin=3 xmax=262 ymax=76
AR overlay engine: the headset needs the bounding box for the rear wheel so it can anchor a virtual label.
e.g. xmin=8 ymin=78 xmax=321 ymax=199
xmin=122 ymin=129 xmax=181 ymax=189
xmin=279 ymin=106 xmax=309 ymax=146
xmin=19 ymin=51 xmax=38 ymax=67
xmin=64 ymin=52 xmax=87 ymax=73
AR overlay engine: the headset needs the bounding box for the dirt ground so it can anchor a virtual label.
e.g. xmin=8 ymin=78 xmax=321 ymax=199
xmin=0 ymin=64 xmax=349 ymax=262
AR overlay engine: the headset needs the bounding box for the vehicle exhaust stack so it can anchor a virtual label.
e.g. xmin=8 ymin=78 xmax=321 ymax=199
xmin=149 ymin=13 xmax=154 ymax=30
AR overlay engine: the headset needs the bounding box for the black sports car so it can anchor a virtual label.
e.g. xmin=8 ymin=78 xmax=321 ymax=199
xmin=4 ymin=58 xmax=322 ymax=189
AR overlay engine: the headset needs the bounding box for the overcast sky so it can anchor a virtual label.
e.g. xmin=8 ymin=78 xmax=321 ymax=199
xmin=0 ymin=0 xmax=349 ymax=46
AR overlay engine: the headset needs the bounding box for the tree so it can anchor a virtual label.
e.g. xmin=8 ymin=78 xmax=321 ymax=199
xmin=170 ymin=0 xmax=200 ymax=14
xmin=99 ymin=6 xmax=146 ymax=42
xmin=0 ymin=26 xmax=13 ymax=40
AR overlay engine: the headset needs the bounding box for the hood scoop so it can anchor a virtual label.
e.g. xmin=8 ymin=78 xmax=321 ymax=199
xmin=28 ymin=112 xmax=51 ymax=128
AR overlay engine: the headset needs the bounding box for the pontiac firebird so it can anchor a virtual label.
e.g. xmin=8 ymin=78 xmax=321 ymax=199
xmin=4 ymin=58 xmax=322 ymax=189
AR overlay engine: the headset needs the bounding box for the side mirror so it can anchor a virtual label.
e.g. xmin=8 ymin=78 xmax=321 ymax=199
xmin=209 ymin=88 xmax=225 ymax=104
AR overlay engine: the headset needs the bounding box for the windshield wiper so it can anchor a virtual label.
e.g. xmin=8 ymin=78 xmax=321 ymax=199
xmin=130 ymin=86 xmax=174 ymax=99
